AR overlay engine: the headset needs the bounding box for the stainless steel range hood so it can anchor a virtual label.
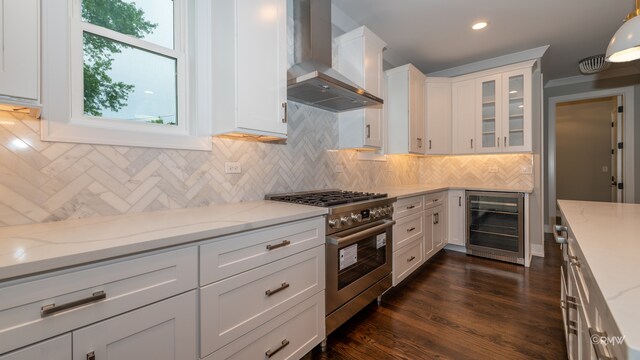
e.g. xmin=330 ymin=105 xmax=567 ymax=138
xmin=287 ymin=0 xmax=383 ymax=112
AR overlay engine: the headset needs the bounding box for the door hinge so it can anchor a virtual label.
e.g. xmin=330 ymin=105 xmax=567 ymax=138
xmin=618 ymin=183 xmax=624 ymax=190
xmin=618 ymin=105 xmax=624 ymax=113
xmin=618 ymin=142 xmax=623 ymax=149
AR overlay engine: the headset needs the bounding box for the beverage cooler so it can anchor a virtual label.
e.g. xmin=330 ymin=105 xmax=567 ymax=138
xmin=466 ymin=191 xmax=525 ymax=265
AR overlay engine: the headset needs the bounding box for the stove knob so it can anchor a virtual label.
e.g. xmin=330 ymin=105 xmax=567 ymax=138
xmin=340 ymin=216 xmax=352 ymax=226
xmin=372 ymin=208 xmax=381 ymax=218
xmin=328 ymin=218 xmax=339 ymax=228
xmin=351 ymin=213 xmax=362 ymax=223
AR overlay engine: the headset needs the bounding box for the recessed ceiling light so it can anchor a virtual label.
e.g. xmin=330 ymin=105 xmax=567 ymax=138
xmin=472 ymin=22 xmax=487 ymax=30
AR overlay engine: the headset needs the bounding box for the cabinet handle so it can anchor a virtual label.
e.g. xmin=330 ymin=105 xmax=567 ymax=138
xmin=407 ymin=256 xmax=416 ymax=262
xmin=458 ymin=196 xmax=462 ymax=207
xmin=470 ymin=139 xmax=473 ymax=149
xmin=266 ymin=339 xmax=290 ymax=358
xmin=588 ymin=328 xmax=617 ymax=360
xmin=87 ymin=351 xmax=95 ymax=360
xmin=406 ymin=227 xmax=416 ymax=233
xmin=429 ymin=140 xmax=432 ymax=149
xmin=504 ymin=136 xmax=507 ymax=147
xmin=569 ymin=255 xmax=581 ymax=268
xmin=265 ymin=282 xmax=290 ymax=297
xmin=41 ymin=291 xmax=106 ymax=317
xmin=553 ymin=224 xmax=567 ymax=244
xmin=568 ymin=321 xmax=578 ymax=336
xmin=417 ymin=138 xmax=423 ymax=148
xmin=281 ymin=102 xmax=288 ymax=123
xmin=497 ymin=137 xmax=500 ymax=147
xmin=433 ymin=213 xmax=439 ymax=225
xmin=366 ymin=124 xmax=371 ymax=138
xmin=266 ymin=240 xmax=290 ymax=251
xmin=406 ymin=205 xmax=416 ymax=210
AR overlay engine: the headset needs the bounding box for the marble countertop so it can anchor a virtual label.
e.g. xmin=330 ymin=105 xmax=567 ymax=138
xmin=558 ymin=200 xmax=640 ymax=356
xmin=368 ymin=183 xmax=533 ymax=199
xmin=0 ymin=201 xmax=327 ymax=282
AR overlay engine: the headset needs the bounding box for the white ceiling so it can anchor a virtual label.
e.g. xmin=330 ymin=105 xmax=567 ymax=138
xmin=332 ymin=0 xmax=639 ymax=80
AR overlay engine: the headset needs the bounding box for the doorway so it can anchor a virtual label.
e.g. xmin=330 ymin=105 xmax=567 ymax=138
xmin=555 ymin=96 xmax=622 ymax=202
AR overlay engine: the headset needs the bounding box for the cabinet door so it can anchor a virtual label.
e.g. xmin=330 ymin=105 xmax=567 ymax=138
xmin=447 ymin=190 xmax=465 ymax=246
xmin=475 ymin=74 xmax=502 ymax=153
xmin=409 ymin=69 xmax=425 ymax=154
xmin=502 ymin=69 xmax=532 ymax=152
xmin=236 ymin=0 xmax=287 ymax=135
xmin=0 ymin=334 xmax=70 ymax=360
xmin=73 ymin=291 xmax=197 ymax=360
xmin=425 ymin=79 xmax=452 ymax=155
xmin=432 ymin=205 xmax=445 ymax=249
xmin=0 ymin=0 xmax=39 ymax=100
xmin=452 ymin=79 xmax=476 ymax=154
xmin=424 ymin=207 xmax=435 ymax=259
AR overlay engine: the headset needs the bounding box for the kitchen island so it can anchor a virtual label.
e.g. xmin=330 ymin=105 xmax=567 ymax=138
xmin=558 ymin=200 xmax=640 ymax=360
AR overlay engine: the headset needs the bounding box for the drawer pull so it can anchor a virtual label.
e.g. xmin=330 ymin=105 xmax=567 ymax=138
xmin=41 ymin=291 xmax=106 ymax=317
xmin=406 ymin=227 xmax=416 ymax=233
xmin=588 ymin=328 xmax=617 ymax=360
xmin=265 ymin=282 xmax=290 ymax=297
xmin=569 ymin=255 xmax=581 ymax=268
xmin=407 ymin=256 xmax=416 ymax=262
xmin=406 ymin=205 xmax=416 ymax=210
xmin=265 ymin=339 xmax=290 ymax=358
xmin=87 ymin=351 xmax=95 ymax=360
xmin=266 ymin=240 xmax=291 ymax=251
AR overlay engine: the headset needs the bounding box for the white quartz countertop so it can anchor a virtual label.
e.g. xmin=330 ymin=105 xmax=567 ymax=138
xmin=558 ymin=200 xmax=640 ymax=356
xmin=368 ymin=183 xmax=533 ymax=199
xmin=0 ymin=201 xmax=327 ymax=282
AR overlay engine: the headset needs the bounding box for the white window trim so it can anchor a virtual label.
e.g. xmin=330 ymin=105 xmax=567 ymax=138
xmin=41 ymin=0 xmax=212 ymax=151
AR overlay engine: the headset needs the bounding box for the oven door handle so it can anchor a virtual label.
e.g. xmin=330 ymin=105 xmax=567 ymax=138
xmin=327 ymin=220 xmax=395 ymax=247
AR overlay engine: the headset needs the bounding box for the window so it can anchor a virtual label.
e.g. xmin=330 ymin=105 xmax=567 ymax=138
xmin=41 ymin=0 xmax=211 ymax=150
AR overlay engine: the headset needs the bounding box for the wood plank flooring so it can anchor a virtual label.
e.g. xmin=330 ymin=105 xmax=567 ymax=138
xmin=305 ymin=236 xmax=566 ymax=359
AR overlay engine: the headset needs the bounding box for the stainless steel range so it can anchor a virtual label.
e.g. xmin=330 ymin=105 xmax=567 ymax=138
xmin=266 ymin=190 xmax=396 ymax=336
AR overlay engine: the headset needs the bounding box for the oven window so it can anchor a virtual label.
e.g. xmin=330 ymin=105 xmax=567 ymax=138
xmin=338 ymin=234 xmax=387 ymax=290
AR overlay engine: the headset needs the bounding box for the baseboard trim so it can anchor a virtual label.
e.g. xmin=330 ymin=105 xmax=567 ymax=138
xmin=531 ymin=243 xmax=545 ymax=258
xmin=444 ymin=244 xmax=466 ymax=253
xmin=544 ymin=224 xmax=552 ymax=233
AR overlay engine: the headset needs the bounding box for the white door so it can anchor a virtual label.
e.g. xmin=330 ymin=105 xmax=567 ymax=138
xmin=452 ymin=79 xmax=476 ymax=154
xmin=447 ymin=190 xmax=466 ymax=246
xmin=432 ymin=205 xmax=445 ymax=249
xmin=409 ymin=69 xmax=425 ymax=154
xmin=475 ymin=74 xmax=502 ymax=153
xmin=425 ymin=79 xmax=452 ymax=155
xmin=424 ymin=207 xmax=435 ymax=259
xmin=236 ymin=0 xmax=287 ymax=135
xmin=501 ymin=69 xmax=532 ymax=152
xmin=73 ymin=291 xmax=197 ymax=360
xmin=0 ymin=334 xmax=70 ymax=360
xmin=0 ymin=0 xmax=39 ymax=100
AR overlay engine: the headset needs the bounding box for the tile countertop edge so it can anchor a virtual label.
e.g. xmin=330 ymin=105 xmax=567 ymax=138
xmin=368 ymin=184 xmax=534 ymax=199
xmin=0 ymin=201 xmax=327 ymax=282
xmin=557 ymin=200 xmax=640 ymax=357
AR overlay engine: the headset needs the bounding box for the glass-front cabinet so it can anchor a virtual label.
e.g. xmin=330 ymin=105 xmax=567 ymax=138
xmin=476 ymin=75 xmax=502 ymax=153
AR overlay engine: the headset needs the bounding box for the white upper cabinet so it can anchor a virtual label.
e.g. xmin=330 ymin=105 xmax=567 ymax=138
xmin=425 ymin=77 xmax=452 ymax=155
xmin=386 ymin=64 xmax=426 ymax=155
xmin=0 ymin=0 xmax=39 ymax=103
xmin=452 ymin=60 xmax=535 ymax=154
xmin=334 ymin=26 xmax=386 ymax=149
xmin=211 ymin=0 xmax=288 ymax=139
xmin=452 ymin=79 xmax=476 ymax=154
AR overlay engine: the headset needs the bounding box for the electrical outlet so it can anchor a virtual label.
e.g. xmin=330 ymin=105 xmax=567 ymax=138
xmin=488 ymin=166 xmax=499 ymax=173
xmin=521 ymin=165 xmax=533 ymax=174
xmin=224 ymin=162 xmax=241 ymax=174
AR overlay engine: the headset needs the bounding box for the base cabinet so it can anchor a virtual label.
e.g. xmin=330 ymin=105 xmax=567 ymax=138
xmin=0 ymin=334 xmax=70 ymax=360
xmin=447 ymin=190 xmax=465 ymax=246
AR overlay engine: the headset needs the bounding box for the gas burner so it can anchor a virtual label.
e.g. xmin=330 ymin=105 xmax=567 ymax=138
xmin=267 ymin=190 xmax=388 ymax=207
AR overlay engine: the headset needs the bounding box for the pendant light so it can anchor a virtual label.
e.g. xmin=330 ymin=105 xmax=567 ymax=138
xmin=606 ymin=0 xmax=640 ymax=62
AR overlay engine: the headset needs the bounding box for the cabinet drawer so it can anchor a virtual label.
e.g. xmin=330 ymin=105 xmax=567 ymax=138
xmin=393 ymin=196 xmax=423 ymax=219
xmin=392 ymin=236 xmax=424 ymax=286
xmin=0 ymin=334 xmax=70 ymax=360
xmin=204 ymin=291 xmax=325 ymax=360
xmin=200 ymin=245 xmax=324 ymax=357
xmin=393 ymin=211 xmax=424 ymax=250
xmin=424 ymin=192 xmax=445 ymax=209
xmin=0 ymin=247 xmax=197 ymax=355
xmin=200 ymin=217 xmax=324 ymax=286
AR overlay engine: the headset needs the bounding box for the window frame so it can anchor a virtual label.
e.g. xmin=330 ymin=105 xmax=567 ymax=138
xmin=41 ymin=0 xmax=212 ymax=151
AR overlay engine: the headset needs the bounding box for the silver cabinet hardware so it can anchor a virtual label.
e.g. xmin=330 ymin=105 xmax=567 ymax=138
xmin=428 ymin=140 xmax=432 ymax=149
xmin=588 ymin=328 xmax=617 ymax=360
xmin=555 ymin=225 xmax=568 ymax=232
xmin=87 ymin=351 xmax=96 ymax=360
xmin=554 ymin=224 xmax=567 ymax=244
xmin=433 ymin=213 xmax=439 ymax=225
xmin=281 ymin=102 xmax=288 ymax=123
xmin=458 ymin=196 xmax=462 ymax=207
xmin=41 ymin=291 xmax=106 ymax=317
xmin=406 ymin=227 xmax=416 ymax=233
xmin=265 ymin=339 xmax=290 ymax=358
xmin=265 ymin=282 xmax=290 ymax=297
xmin=406 ymin=205 xmax=416 ymax=210
xmin=569 ymin=255 xmax=581 ymax=268
xmin=497 ymin=137 xmax=500 ymax=147
xmin=366 ymin=124 xmax=371 ymax=138
xmin=266 ymin=240 xmax=291 ymax=251
xmin=504 ymin=136 xmax=507 ymax=147
xmin=407 ymin=256 xmax=416 ymax=262
xmin=417 ymin=138 xmax=423 ymax=148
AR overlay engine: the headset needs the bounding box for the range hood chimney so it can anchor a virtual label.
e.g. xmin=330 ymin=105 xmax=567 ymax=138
xmin=287 ymin=0 xmax=383 ymax=112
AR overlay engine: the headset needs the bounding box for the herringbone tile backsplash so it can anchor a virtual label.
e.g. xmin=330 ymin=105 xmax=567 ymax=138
xmin=0 ymin=103 xmax=531 ymax=227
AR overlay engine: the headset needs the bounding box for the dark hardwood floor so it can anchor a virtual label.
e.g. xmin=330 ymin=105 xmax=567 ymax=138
xmin=305 ymin=236 xmax=566 ymax=360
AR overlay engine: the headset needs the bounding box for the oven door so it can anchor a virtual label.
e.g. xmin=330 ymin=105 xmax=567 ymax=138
xmin=325 ymin=219 xmax=394 ymax=314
